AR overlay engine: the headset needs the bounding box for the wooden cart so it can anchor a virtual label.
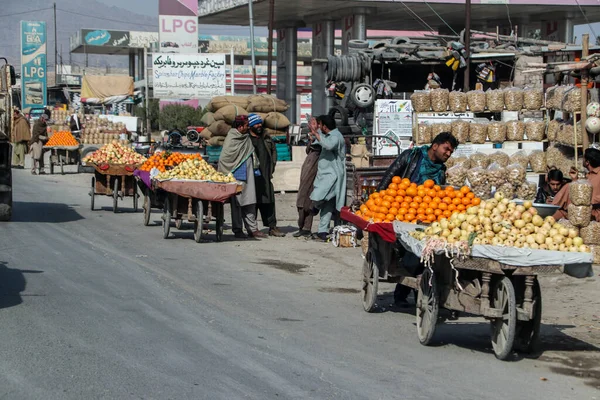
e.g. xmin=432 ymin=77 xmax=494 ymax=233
xmin=134 ymin=170 xmax=166 ymax=227
xmin=155 ymin=180 xmax=242 ymax=243
xmin=356 ymin=218 xmax=593 ymax=361
xmin=46 ymin=145 xmax=82 ymax=175
xmin=88 ymin=163 xmax=141 ymax=213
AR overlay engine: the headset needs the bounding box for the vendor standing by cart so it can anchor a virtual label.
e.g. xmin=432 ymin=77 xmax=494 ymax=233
xmin=29 ymin=114 xmax=50 ymax=175
xmin=378 ymin=132 xmax=458 ymax=306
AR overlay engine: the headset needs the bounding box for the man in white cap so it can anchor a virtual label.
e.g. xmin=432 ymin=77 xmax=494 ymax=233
xmin=248 ymin=113 xmax=286 ymax=237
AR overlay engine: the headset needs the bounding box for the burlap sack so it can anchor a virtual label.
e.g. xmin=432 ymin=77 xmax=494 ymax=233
xmin=264 ymin=112 xmax=291 ymax=130
xmin=200 ymin=128 xmax=212 ymax=140
xmin=206 ymin=95 xmax=249 ymax=112
xmin=214 ymin=104 xmax=248 ymax=124
xmin=201 ymin=112 xmax=215 ymax=127
xmin=247 ymin=95 xmax=289 ymax=112
xmin=265 ymin=128 xmax=287 ymax=137
xmin=207 ymin=120 xmax=232 ymax=137
xmin=208 ymin=136 xmax=226 ymax=146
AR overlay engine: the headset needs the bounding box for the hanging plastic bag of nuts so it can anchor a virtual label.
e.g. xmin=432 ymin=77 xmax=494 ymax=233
xmin=563 ymin=86 xmax=581 ymax=112
xmin=449 ymin=91 xmax=468 ymax=112
xmin=467 ymin=90 xmax=486 ymax=112
xmin=545 ymin=86 xmax=558 ymax=109
xmin=590 ymin=245 xmax=600 ymax=263
xmin=512 ymin=150 xmax=530 ymax=169
xmin=487 ymin=121 xmax=507 ymax=143
xmin=469 ymin=122 xmax=487 ymax=144
xmin=523 ymin=89 xmax=544 ymax=110
xmin=529 ymin=150 xmax=547 ymax=173
xmin=580 ymin=221 xmax=600 ymax=245
xmin=554 ymin=86 xmax=568 ymax=110
xmin=569 ymin=179 xmax=593 ymax=206
xmin=411 ymin=92 xmax=431 ymax=112
xmin=446 ymin=156 xmax=471 ymax=169
xmin=467 ymin=166 xmax=488 ymax=187
xmin=430 ymin=88 xmax=449 ymax=112
xmin=431 ymin=122 xmax=452 ymax=137
xmin=486 ymin=89 xmax=505 ymax=112
xmin=488 ymin=151 xmax=510 ymax=167
xmin=504 ymin=88 xmax=524 ymax=111
xmin=515 ymin=181 xmax=537 ymax=200
xmin=446 ymin=164 xmax=468 ymax=187
xmin=507 ymin=163 xmax=526 ymax=186
xmin=487 ymin=162 xmax=507 ymax=188
xmin=557 ymin=123 xmax=583 ymax=146
xmin=451 ymin=120 xmax=470 ymax=143
xmin=525 ymin=120 xmax=546 ymax=141
xmin=547 ymin=119 xmax=561 ymax=141
xmin=496 ymin=182 xmax=515 ymax=199
xmin=469 ymin=152 xmax=490 ymax=169
xmin=506 ymin=120 xmax=525 ymax=141
xmin=415 ymin=124 xmax=432 ymax=144
xmin=568 ymin=204 xmax=592 ymax=227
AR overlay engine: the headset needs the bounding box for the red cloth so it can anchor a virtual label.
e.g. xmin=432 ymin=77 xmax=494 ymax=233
xmin=340 ymin=207 xmax=397 ymax=243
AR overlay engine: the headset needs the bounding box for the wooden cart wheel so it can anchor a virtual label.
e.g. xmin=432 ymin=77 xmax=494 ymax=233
xmin=162 ymin=195 xmax=171 ymax=239
xmin=515 ymin=279 xmax=542 ymax=354
xmin=214 ymin=202 xmax=224 ymax=242
xmin=361 ymin=253 xmax=378 ymax=312
xmin=416 ymin=268 xmax=439 ymax=345
xmin=90 ymin=176 xmax=96 ymax=211
xmin=132 ymin=183 xmax=139 ymax=212
xmin=112 ymin=178 xmax=119 ymax=213
xmin=60 ymin=156 xmax=64 ymax=175
xmin=175 ymin=219 xmax=183 ymax=230
xmin=143 ymin=194 xmax=151 ymax=226
xmin=194 ymin=200 xmax=204 ymax=243
xmin=490 ymin=277 xmax=517 ymax=360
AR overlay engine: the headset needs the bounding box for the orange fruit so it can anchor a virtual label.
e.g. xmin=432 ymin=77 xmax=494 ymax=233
xmin=424 ymin=179 xmax=435 ymax=189
xmin=457 ymin=204 xmax=466 ymax=211
xmin=360 ymin=205 xmax=368 ymax=213
xmin=376 ymin=213 xmax=386 ymax=220
xmin=406 ymin=187 xmax=417 ymax=197
xmin=405 ymin=213 xmax=415 ymax=222
xmin=381 ymin=200 xmax=391 ymax=208
xmin=389 ymin=207 xmax=398 ymax=215
xmin=423 ymin=195 xmax=433 ymax=204
xmin=416 ymin=213 xmax=426 ymax=222
xmin=443 ymin=210 xmax=452 ymax=218
xmin=375 ymin=198 xmax=383 ymax=206
xmin=404 ymin=196 xmax=413 ymax=204
xmin=472 ymin=198 xmax=481 ymax=206
xmin=410 ymin=182 xmax=417 ymax=188
xmin=466 ymin=192 xmax=475 ymax=199
xmin=462 ymin=197 xmax=471 ymax=205
xmin=355 ymin=211 xmax=362 ymax=217
xmin=398 ymin=207 xmax=408 ymax=215
xmin=388 ymin=182 xmax=398 ymax=190
xmin=416 ymin=207 xmax=425 ymax=215
xmin=436 ymin=191 xmax=445 ymax=198
xmin=452 ymin=198 xmax=462 ymax=205
xmin=364 ymin=210 xmax=373 ymax=217
xmin=408 ymin=208 xmax=417 ymax=215
xmin=426 ymin=189 xmax=437 ymax=198
xmin=448 ymin=204 xmax=457 ymax=211
xmin=409 ymin=202 xmax=419 ymax=210
xmin=442 ymin=197 xmax=452 ymax=205
xmin=371 ymin=192 xmax=380 ymax=199
xmin=460 ymin=185 xmax=470 ymax=194
xmin=445 ymin=186 xmax=455 ymax=192
xmin=430 ymin=201 xmax=439 ymax=210
xmin=363 ymin=215 xmax=371 ymax=221
xmin=400 ymin=202 xmax=410 ymax=209
xmin=374 ymin=218 xmax=383 ymax=223
xmin=432 ymin=196 xmax=442 ymax=204
xmin=383 ymin=195 xmax=395 ymax=202
xmin=379 ymin=207 xmax=389 ymax=214
xmin=366 ymin=199 xmax=375 ymax=209
xmin=392 ymin=176 xmax=402 ymax=184
xmin=455 ymin=192 xmax=464 ymax=199
xmin=427 ymin=214 xmax=436 ymax=222
xmin=399 ymin=183 xmax=408 ymax=191
xmin=391 ymin=201 xmax=400 ymax=209
xmin=446 ymin=191 xmax=456 ymax=199
xmin=433 ymin=185 xmax=441 ymax=192
xmin=413 ymin=196 xmax=423 ymax=204
xmin=379 ymin=190 xmax=387 ymax=197
xmin=434 ymin=209 xmax=443 ymax=216
xmin=386 ymin=214 xmax=395 ymax=221
xmin=387 ymin=189 xmax=397 ymax=197
xmin=401 ymin=178 xmax=411 ymax=186
xmin=395 ymin=214 xmax=404 ymax=221
xmin=417 ymin=189 xmax=426 ymax=198
xmin=397 ymin=189 xmax=406 ymax=197
xmin=425 ymin=207 xmax=434 ymax=215
xmin=394 ymin=196 xmax=404 ymax=204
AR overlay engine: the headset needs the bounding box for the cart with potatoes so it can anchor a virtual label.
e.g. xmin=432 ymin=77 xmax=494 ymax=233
xmin=154 ymin=179 xmax=242 ymax=243
xmin=88 ymin=162 xmax=141 ymax=213
xmin=341 ymin=207 xmax=594 ymax=361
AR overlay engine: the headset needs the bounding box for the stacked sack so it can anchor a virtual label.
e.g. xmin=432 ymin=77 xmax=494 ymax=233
xmin=204 ymin=95 xmax=250 ymax=146
xmin=247 ymin=95 xmax=291 ymax=136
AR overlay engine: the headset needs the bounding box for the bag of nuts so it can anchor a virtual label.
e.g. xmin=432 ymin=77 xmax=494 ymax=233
xmin=529 ymin=150 xmax=547 ymax=173
xmin=451 ymin=120 xmax=470 ymax=143
xmin=446 ymin=164 xmax=468 ymax=187
xmin=568 ymin=204 xmax=592 ymax=227
xmin=580 ymin=221 xmax=600 ymax=245
xmin=488 ymin=151 xmax=510 ymax=168
xmin=506 ymin=120 xmax=525 ymax=141
xmin=525 ymin=120 xmax=546 ymax=141
xmin=470 ymin=152 xmax=490 ymax=169
xmin=486 ymin=89 xmax=505 ymax=112
xmin=411 ymin=92 xmax=431 ymax=112
xmin=487 ymin=162 xmax=507 ymax=187
xmin=547 ymin=119 xmax=561 ymax=141
xmin=472 ymin=183 xmax=492 ymax=200
xmin=467 ymin=90 xmax=486 ymax=112
xmin=523 ymin=89 xmax=544 ymax=110
xmin=467 ymin=166 xmax=488 ymax=187
xmin=469 ymin=122 xmax=488 ymax=144
xmin=449 ymin=91 xmax=468 ymax=112
xmin=415 ymin=124 xmax=432 ymax=144
xmin=446 ymin=156 xmax=470 ymax=169
xmin=507 ymin=163 xmax=526 ymax=186
xmin=563 ymin=86 xmax=581 ymax=112
xmin=569 ymin=179 xmax=593 ymax=206
xmin=430 ymin=88 xmax=449 ymax=112
xmin=512 ymin=150 xmax=530 ymax=169
xmin=515 ymin=181 xmax=537 ymax=200
xmin=545 ymin=86 xmax=558 ymax=109
xmin=487 ymin=121 xmax=506 ymax=143
xmin=431 ymin=123 xmax=452 ymax=137
xmin=496 ymin=182 xmax=515 ymax=199
xmin=504 ymin=88 xmax=524 ymax=111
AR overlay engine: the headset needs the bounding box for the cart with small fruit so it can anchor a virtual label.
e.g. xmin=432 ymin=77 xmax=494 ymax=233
xmin=44 ymin=131 xmax=83 ymax=175
xmin=344 ymin=180 xmax=594 ymax=361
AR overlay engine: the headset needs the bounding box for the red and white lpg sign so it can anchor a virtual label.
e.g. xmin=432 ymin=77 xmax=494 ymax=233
xmin=159 ymin=15 xmax=198 ymax=54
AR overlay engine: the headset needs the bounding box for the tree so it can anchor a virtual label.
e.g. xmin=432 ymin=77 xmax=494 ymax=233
xmin=133 ymin=99 xmax=160 ymax=132
xmin=158 ymin=104 xmax=206 ymax=132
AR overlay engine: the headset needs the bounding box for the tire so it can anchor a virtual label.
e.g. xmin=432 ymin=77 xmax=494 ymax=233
xmin=361 ymin=254 xmax=378 ymax=312
xmin=327 ymin=54 xmax=335 ymax=82
xmin=162 ymin=196 xmax=171 ymax=239
xmin=60 ymin=157 xmax=64 ymax=175
xmin=328 ymin=106 xmax=349 ymax=127
xmin=143 ymin=194 xmax=151 ymax=226
xmin=490 ymin=277 xmax=517 ymax=360
xmin=90 ymin=176 xmax=96 ymax=211
xmin=391 ymin=36 xmax=411 ymax=45
xmin=112 ymin=178 xmax=119 ymax=213
xmin=194 ymin=200 xmax=204 ymax=243
xmin=348 ymin=39 xmax=369 ymax=49
xmin=515 ymin=279 xmax=542 ymax=354
xmin=416 ymin=268 xmax=439 ymax=346
xmin=132 ymin=183 xmax=138 ymax=212
xmin=214 ymin=202 xmax=224 ymax=242
xmin=350 ymin=83 xmax=375 ymax=108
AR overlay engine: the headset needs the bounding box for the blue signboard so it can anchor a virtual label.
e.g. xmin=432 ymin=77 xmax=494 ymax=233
xmin=20 ymin=21 xmax=47 ymax=110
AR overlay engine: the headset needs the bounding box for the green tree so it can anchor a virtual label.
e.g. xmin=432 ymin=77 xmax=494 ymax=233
xmin=159 ymin=104 xmax=207 ymax=132
xmin=133 ymin=99 xmax=160 ymax=132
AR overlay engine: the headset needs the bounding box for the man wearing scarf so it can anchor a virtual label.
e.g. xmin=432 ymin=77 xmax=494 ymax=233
xmin=378 ymin=132 xmax=458 ymax=306
xmin=247 ymin=114 xmax=286 ymax=237
xmin=11 ymin=109 xmax=31 ymax=169
xmin=29 ymin=114 xmax=50 ymax=175
xmin=218 ymin=115 xmax=265 ymax=239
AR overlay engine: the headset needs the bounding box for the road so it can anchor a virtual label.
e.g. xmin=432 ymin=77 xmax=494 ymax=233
xmin=0 ymin=170 xmax=597 ymax=400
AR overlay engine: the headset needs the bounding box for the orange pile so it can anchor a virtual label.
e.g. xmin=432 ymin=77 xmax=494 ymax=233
xmin=45 ymin=131 xmax=79 ymax=147
xmin=355 ymin=177 xmax=481 ymax=224
xmin=138 ymin=152 xmax=203 ymax=172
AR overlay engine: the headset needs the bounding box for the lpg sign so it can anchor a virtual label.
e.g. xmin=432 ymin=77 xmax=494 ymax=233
xmin=20 ymin=20 xmax=47 ymax=109
xmin=159 ymin=15 xmax=198 ymax=54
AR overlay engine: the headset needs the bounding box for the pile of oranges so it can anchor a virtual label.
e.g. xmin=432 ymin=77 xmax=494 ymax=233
xmin=45 ymin=131 xmax=79 ymax=147
xmin=355 ymin=177 xmax=481 ymax=224
xmin=138 ymin=152 xmax=203 ymax=172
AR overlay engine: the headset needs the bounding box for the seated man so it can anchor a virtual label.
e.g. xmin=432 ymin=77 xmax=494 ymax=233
xmin=535 ymin=169 xmax=565 ymax=204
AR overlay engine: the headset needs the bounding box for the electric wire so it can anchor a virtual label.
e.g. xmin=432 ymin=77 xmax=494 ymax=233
xmin=575 ymin=0 xmax=598 ymax=41
xmin=0 ymin=7 xmax=53 ymax=18
xmin=505 ymin=3 xmax=513 ymax=35
xmin=395 ymin=0 xmax=437 ymax=34
xmin=422 ymin=1 xmax=459 ymax=36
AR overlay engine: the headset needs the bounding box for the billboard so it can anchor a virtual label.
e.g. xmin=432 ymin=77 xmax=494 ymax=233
xmin=82 ymin=29 xmax=130 ymax=47
xmin=159 ymin=0 xmax=198 ymax=54
xmin=21 ymin=21 xmax=47 ymax=110
xmin=152 ymin=53 xmax=226 ymax=99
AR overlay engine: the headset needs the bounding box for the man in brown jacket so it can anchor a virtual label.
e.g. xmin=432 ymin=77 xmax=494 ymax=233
xmin=11 ymin=109 xmax=31 ymax=169
xmin=29 ymin=114 xmax=49 ymax=174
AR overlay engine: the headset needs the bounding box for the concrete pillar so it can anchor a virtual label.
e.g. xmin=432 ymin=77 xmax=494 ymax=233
xmin=137 ymin=49 xmax=145 ymax=81
xmin=311 ymin=20 xmax=335 ymax=117
xmin=129 ymin=52 xmax=135 ymax=79
xmin=564 ymin=19 xmax=574 ymax=44
xmin=276 ymin=28 xmax=286 ymax=103
xmin=284 ymin=26 xmax=298 ymax=123
xmin=341 ymin=9 xmax=369 ymax=54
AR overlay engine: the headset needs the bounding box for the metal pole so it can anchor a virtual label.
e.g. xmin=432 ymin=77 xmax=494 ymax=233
xmin=54 ymin=3 xmax=58 ymax=75
xmin=230 ymin=48 xmax=235 ymax=96
xmin=266 ymin=0 xmax=275 ymax=94
xmin=581 ymin=33 xmax=590 ymax=151
xmin=248 ymin=0 xmax=258 ymax=94
xmin=463 ymin=0 xmax=471 ymax=91
xmin=144 ymin=46 xmax=150 ymax=134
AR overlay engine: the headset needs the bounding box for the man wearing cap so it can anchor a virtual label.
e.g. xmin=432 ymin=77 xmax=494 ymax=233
xmin=247 ymin=114 xmax=286 ymax=237
xmin=29 ymin=114 xmax=49 ymax=174
xmin=11 ymin=108 xmax=31 ymax=169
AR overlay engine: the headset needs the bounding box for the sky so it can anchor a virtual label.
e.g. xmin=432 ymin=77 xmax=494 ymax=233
xmin=98 ymin=0 xmax=158 ymax=16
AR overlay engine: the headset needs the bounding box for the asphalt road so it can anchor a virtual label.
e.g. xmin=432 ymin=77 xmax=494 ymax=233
xmin=0 ymin=170 xmax=597 ymax=400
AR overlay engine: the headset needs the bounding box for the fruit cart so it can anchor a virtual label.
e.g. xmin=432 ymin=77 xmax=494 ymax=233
xmin=155 ymin=179 xmax=242 ymax=243
xmin=46 ymin=145 xmax=82 ymax=175
xmin=340 ymin=207 xmax=594 ymax=361
xmin=88 ymin=163 xmax=141 ymax=213
xmin=134 ymin=169 xmax=166 ymax=227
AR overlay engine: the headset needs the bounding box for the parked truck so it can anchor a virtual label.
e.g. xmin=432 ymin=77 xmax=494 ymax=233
xmin=0 ymin=57 xmax=15 ymax=221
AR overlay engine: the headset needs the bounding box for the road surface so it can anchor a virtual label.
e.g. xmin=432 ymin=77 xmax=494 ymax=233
xmin=0 ymin=170 xmax=597 ymax=399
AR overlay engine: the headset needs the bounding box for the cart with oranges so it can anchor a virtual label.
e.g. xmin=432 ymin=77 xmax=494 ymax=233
xmin=44 ymin=130 xmax=83 ymax=175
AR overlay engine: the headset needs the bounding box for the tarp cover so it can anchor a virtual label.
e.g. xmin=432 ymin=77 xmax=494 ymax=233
xmin=155 ymin=180 xmax=242 ymax=203
xmin=392 ymin=221 xmax=593 ymax=278
xmin=81 ymin=75 xmax=134 ymax=100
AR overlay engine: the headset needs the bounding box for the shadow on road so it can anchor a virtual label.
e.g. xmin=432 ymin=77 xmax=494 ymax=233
xmin=12 ymin=202 xmax=84 ymax=223
xmin=0 ymin=261 xmax=44 ymax=310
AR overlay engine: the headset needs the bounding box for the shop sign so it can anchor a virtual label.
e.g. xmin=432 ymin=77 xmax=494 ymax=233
xmin=21 ymin=21 xmax=47 ymax=109
xmin=83 ymin=29 xmax=130 ymax=47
